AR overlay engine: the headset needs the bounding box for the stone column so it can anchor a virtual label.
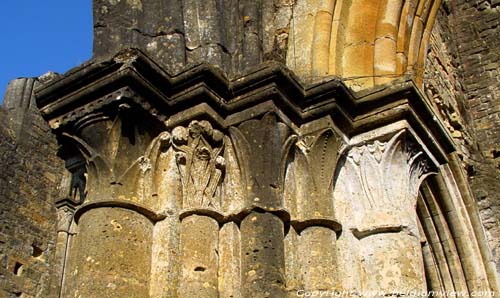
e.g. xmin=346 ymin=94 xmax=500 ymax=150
xmin=229 ymin=113 xmax=294 ymax=297
xmin=172 ymin=120 xmax=227 ymax=297
xmin=53 ymin=199 xmax=77 ymax=297
xmin=64 ymin=207 xmax=153 ymax=298
xmin=284 ymin=127 xmax=343 ymax=294
xmin=179 ymin=215 xmax=219 ymax=297
xmin=338 ymin=127 xmax=436 ymax=296
xmin=241 ymin=211 xmax=286 ymax=297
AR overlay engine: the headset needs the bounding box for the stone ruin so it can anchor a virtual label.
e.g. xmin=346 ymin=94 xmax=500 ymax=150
xmin=1 ymin=0 xmax=499 ymax=297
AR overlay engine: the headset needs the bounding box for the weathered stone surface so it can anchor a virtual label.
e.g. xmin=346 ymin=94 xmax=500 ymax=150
xmin=360 ymin=232 xmax=426 ymax=294
xmin=218 ymin=222 xmax=242 ymax=298
xmin=63 ymin=207 xmax=152 ymax=298
xmin=1 ymin=1 xmax=500 ymax=297
xmin=240 ymin=211 xmax=286 ymax=298
xmin=0 ymin=79 xmax=65 ymax=298
xmin=179 ymin=215 xmax=219 ymax=297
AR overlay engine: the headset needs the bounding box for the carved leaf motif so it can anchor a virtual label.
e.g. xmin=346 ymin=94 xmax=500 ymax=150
xmin=297 ymin=129 xmax=340 ymax=193
xmin=346 ymin=130 xmax=436 ymax=212
xmin=172 ymin=120 xmax=225 ymax=210
xmin=291 ymin=128 xmax=342 ymax=220
xmin=229 ymin=113 xmax=296 ymax=209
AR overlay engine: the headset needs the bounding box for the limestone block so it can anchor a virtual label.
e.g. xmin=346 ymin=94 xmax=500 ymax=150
xmin=343 ymin=43 xmax=375 ymax=90
xmin=179 ymin=215 xmax=219 ymax=297
xmin=241 ymin=212 xmax=286 ymax=298
xmin=345 ymin=0 xmax=378 ymax=44
xmin=218 ymin=222 xmax=242 ymax=298
xmin=376 ymin=0 xmax=403 ymax=40
xmin=374 ymin=37 xmax=397 ymax=85
xmin=334 ymin=231 xmax=363 ymax=293
xmin=64 ymin=207 xmax=152 ymax=298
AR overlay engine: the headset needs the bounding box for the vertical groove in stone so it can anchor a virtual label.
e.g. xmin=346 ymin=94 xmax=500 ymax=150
xmin=60 ymin=232 xmax=78 ymax=298
xmin=417 ymin=191 xmax=463 ymax=292
xmin=329 ymin=0 xmax=351 ymax=76
xmin=221 ymin=137 xmax=246 ymax=216
xmin=241 ymin=0 xmax=263 ymax=70
xmin=312 ymin=0 xmax=336 ymax=76
xmin=422 ymin=238 xmax=447 ymax=291
xmin=286 ymin=0 xmax=317 ymax=78
xmin=374 ymin=0 xmax=403 ymax=85
xmin=284 ymin=227 xmax=302 ymax=296
xmin=241 ymin=211 xmax=286 ymax=298
xmin=334 ymin=231 xmax=362 ymax=293
xmin=300 ymin=227 xmax=337 ymax=291
xmin=64 ymin=208 xmax=153 ymax=298
xmin=218 ymin=222 xmax=242 ymax=298
xmin=220 ymin=0 xmax=243 ymax=75
xmin=179 ymin=215 xmax=219 ymax=297
xmin=420 ymin=178 xmax=478 ymax=291
xmin=261 ymin=0 xmax=276 ymax=60
xmin=150 ymin=215 xmax=181 ymax=298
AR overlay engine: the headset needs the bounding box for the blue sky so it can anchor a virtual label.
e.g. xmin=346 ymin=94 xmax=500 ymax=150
xmin=0 ymin=2 xmax=93 ymax=104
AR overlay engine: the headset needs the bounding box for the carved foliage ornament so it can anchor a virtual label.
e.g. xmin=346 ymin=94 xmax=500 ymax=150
xmin=172 ymin=120 xmax=226 ymax=210
xmin=346 ymin=130 xmax=435 ymax=212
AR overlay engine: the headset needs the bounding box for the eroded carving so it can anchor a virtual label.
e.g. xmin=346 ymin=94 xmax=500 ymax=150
xmin=346 ymin=130 xmax=435 ymax=213
xmin=229 ymin=113 xmax=296 ymax=210
xmin=172 ymin=120 xmax=225 ymax=210
xmin=284 ymin=127 xmax=343 ymax=232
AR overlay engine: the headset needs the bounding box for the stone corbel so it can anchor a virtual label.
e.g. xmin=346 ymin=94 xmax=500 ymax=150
xmin=55 ymin=198 xmax=78 ymax=234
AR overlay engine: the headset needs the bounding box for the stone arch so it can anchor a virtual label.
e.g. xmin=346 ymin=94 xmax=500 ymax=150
xmin=417 ymin=171 xmax=498 ymax=292
xmin=287 ymin=0 xmax=443 ymax=90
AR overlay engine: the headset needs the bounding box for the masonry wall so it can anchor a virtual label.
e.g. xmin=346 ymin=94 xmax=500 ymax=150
xmin=423 ymin=0 xmax=500 ymax=273
xmin=0 ymin=79 xmax=66 ymax=298
xmin=451 ymin=0 xmax=500 ymax=272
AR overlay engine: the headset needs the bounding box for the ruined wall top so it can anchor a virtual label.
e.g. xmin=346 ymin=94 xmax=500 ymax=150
xmin=93 ymin=0 xmax=443 ymax=91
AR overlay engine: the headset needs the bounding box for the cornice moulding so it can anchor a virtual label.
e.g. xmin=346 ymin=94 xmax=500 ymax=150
xmin=35 ymin=48 xmax=454 ymax=164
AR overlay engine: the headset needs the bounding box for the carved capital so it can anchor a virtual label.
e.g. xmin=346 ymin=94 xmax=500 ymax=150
xmin=229 ymin=113 xmax=296 ymax=210
xmin=172 ymin=120 xmax=226 ymax=210
xmin=55 ymin=199 xmax=78 ymax=233
xmin=341 ymin=129 xmax=436 ymax=236
xmin=285 ymin=127 xmax=343 ymax=229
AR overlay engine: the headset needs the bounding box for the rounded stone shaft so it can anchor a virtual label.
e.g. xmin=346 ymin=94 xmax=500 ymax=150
xmin=360 ymin=232 xmax=426 ymax=295
xmin=179 ymin=215 xmax=219 ymax=297
xmin=241 ymin=211 xmax=286 ymax=298
xmin=65 ymin=207 xmax=153 ymax=298
xmin=300 ymin=226 xmax=338 ymax=291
